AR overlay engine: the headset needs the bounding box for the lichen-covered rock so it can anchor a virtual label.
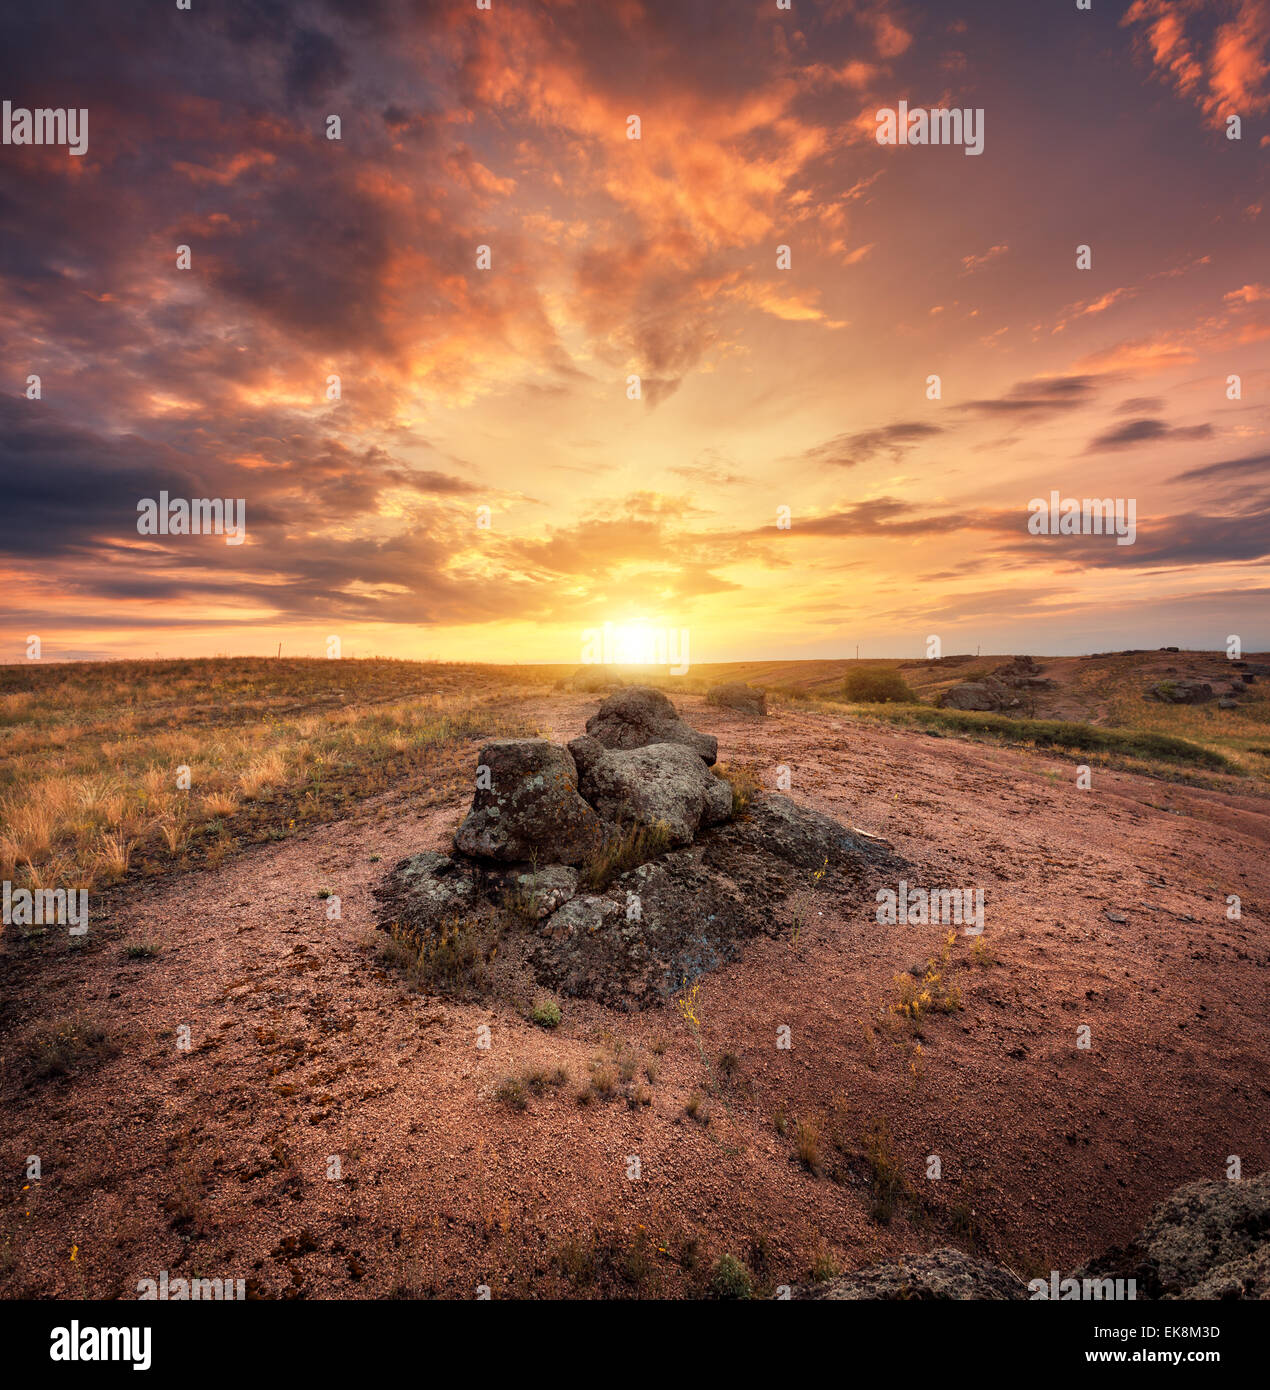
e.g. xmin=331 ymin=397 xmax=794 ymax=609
xmin=495 ymin=864 xmax=579 ymax=920
xmin=529 ymin=794 xmax=902 ymax=1008
xmin=708 ymin=795 xmax=898 ymax=872
xmin=1073 ymin=1172 xmax=1270 ymax=1299
xmin=454 ymin=739 xmax=603 ymax=866
xmin=575 ymin=741 xmax=733 ymax=847
xmin=803 ymin=1248 xmax=1029 ymax=1301
xmin=533 ymin=850 xmax=771 ymax=1008
xmin=1148 ymin=679 xmax=1214 ymax=704
xmin=539 ymin=892 xmax=623 ymax=943
xmin=376 ymin=851 xmax=479 ymax=931
xmin=582 ymin=686 xmax=717 ymax=765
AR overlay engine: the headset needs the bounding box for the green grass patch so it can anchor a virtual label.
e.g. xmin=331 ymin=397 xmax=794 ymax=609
xmin=844 ymin=703 xmax=1231 ymax=770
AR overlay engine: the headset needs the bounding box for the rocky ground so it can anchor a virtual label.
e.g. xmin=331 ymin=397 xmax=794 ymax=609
xmin=1 ymin=689 xmax=1267 ymax=1298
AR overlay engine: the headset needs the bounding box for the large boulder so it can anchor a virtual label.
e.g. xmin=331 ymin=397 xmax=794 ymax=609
xmin=941 ymin=658 xmax=1054 ymax=710
xmin=802 ymin=1248 xmax=1029 ymax=1301
xmin=453 ymin=739 xmax=603 ymax=866
xmin=994 ymin=655 xmax=1041 ymax=685
xmin=706 ymin=794 xmax=897 ymax=873
xmin=706 ymin=682 xmax=767 ymax=716
xmin=1148 ymin=679 xmax=1214 ymax=705
xmin=529 ymin=795 xmax=906 ymax=1008
xmin=571 ymin=738 xmax=733 ymax=847
xmin=940 ymin=678 xmax=1010 ymax=712
xmin=1073 ymin=1172 xmax=1270 ymax=1299
xmin=533 ymin=851 xmax=770 ymax=1007
xmin=582 ymin=686 xmax=717 ymax=765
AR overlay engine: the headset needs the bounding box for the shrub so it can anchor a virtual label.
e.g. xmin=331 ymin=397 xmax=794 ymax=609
xmin=496 ymin=1065 xmax=568 ymax=1110
xmin=795 ymin=1116 xmax=821 ymax=1173
xmin=379 ymin=914 xmax=496 ymax=998
xmin=713 ymin=762 xmax=762 ymax=818
xmin=530 ymin=998 xmax=562 ymax=1028
xmin=25 ymin=1016 xmax=117 ymax=1083
xmin=710 ymin=1253 xmax=754 ymax=1299
xmin=842 ymin=668 xmax=917 ymax=703
xmin=495 ymin=1075 xmax=528 ymax=1110
xmin=580 ymin=819 xmax=671 ymax=890
xmin=863 ymin=1116 xmax=910 ymax=1224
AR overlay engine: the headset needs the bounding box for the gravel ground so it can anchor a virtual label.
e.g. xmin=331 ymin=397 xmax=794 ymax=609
xmin=1 ymin=694 xmax=1266 ymax=1299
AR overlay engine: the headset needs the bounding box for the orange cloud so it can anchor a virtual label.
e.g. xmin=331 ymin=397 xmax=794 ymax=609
xmin=1123 ymin=0 xmax=1270 ymax=125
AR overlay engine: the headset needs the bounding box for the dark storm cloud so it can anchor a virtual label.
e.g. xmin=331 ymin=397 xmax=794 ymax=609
xmin=286 ymin=27 xmax=351 ymax=105
xmin=0 ymin=398 xmax=477 ymax=567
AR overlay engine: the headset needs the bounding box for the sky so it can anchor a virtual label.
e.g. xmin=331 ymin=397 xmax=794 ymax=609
xmin=1 ymin=0 xmax=1268 ymax=665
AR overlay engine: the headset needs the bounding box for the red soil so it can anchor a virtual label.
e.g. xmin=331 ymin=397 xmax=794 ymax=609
xmin=2 ymin=695 xmax=1267 ymax=1298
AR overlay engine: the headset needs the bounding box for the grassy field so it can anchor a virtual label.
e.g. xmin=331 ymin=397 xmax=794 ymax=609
xmin=2 ymin=650 xmax=1265 ymax=898
xmin=0 ymin=658 xmax=541 ymax=894
xmin=559 ymin=654 xmax=1270 ymax=781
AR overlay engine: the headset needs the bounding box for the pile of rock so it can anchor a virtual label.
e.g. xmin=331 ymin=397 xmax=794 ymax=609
xmin=938 ymin=655 xmax=1055 ymax=713
xmin=377 ymin=686 xmax=900 ymax=1007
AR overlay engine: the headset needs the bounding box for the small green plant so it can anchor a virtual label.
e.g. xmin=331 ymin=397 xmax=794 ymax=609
xmin=710 ymin=1253 xmax=754 ymax=1299
xmin=530 ymin=997 xmax=561 ymax=1028
xmin=316 ymin=887 xmax=334 ymax=899
xmin=124 ymin=942 xmax=161 ymax=959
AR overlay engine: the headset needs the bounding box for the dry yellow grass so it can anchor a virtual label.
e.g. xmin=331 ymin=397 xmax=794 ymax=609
xmin=0 ymin=657 xmax=539 ymax=891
